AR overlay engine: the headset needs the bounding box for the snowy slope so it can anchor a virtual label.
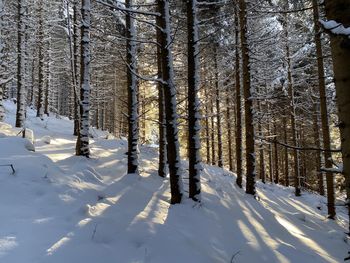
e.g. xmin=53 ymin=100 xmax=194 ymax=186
xmin=0 ymin=100 xmax=349 ymax=263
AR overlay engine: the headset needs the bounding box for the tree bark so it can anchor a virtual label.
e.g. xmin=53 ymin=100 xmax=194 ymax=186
xmin=158 ymin=0 xmax=183 ymax=204
xmin=187 ymin=0 xmax=201 ymax=201
xmin=234 ymin=4 xmax=242 ymax=188
xmin=312 ymin=0 xmax=335 ymax=218
xmin=126 ymin=0 xmax=139 ymax=174
xmin=36 ymin=0 xmax=44 ymax=119
xmin=15 ymin=0 xmax=26 ymax=128
xmin=324 ymin=0 xmax=350 ymax=228
xmin=156 ymin=6 xmax=167 ymax=178
xmin=239 ymin=0 xmax=256 ymax=195
xmin=75 ymin=0 xmax=91 ymax=157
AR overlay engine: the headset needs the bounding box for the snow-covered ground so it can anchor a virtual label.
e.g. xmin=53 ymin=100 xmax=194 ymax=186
xmin=0 ymin=100 xmax=349 ymax=263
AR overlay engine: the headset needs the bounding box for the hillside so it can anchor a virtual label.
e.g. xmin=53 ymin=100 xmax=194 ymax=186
xmin=0 ymin=100 xmax=348 ymax=263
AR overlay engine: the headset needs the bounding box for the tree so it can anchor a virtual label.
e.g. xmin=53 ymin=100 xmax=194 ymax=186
xmin=126 ymin=0 xmax=139 ymax=174
xmin=15 ymin=0 xmax=26 ymax=128
xmin=75 ymin=0 xmax=91 ymax=157
xmin=234 ymin=3 xmax=243 ymax=188
xmin=0 ymin=0 xmax=5 ymax=121
xmin=187 ymin=0 xmax=201 ymax=202
xmin=312 ymin=0 xmax=335 ymax=218
xmin=324 ymin=0 xmax=350 ymax=229
xmin=239 ymin=0 xmax=256 ymax=195
xmin=158 ymin=0 xmax=183 ymax=204
xmin=36 ymin=0 xmax=44 ymax=119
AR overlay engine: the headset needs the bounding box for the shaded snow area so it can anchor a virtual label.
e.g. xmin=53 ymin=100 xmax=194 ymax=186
xmin=0 ymin=100 xmax=349 ymax=263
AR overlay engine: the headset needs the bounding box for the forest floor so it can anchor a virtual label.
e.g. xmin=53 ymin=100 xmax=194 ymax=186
xmin=0 ymin=100 xmax=349 ymax=263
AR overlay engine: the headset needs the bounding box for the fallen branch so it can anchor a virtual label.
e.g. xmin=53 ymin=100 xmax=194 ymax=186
xmin=0 ymin=164 xmax=15 ymax=174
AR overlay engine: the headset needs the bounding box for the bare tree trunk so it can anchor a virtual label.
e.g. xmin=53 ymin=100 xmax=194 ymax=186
xmin=156 ymin=9 xmax=167 ymax=178
xmin=214 ymin=46 xmax=223 ymax=168
xmin=75 ymin=0 xmax=91 ymax=157
xmin=234 ymin=4 xmax=242 ymax=188
xmin=0 ymin=0 xmax=5 ymax=121
xmin=187 ymin=0 xmax=201 ymax=201
xmin=258 ymin=101 xmax=265 ymax=183
xmin=36 ymin=0 xmax=44 ymax=120
xmin=283 ymin=115 xmax=289 ymax=186
xmin=204 ymin=86 xmax=211 ymax=164
xmin=283 ymin=11 xmax=301 ymax=196
xmin=324 ymin=0 xmax=350 ymax=229
xmin=126 ymin=0 xmax=139 ymax=174
xmin=226 ymin=87 xmax=234 ymax=171
xmin=15 ymin=0 xmax=26 ymax=128
xmin=73 ymin=0 xmax=79 ymax=136
xmin=274 ymin=121 xmax=279 ymax=184
xmin=313 ymin=102 xmax=324 ymax=196
xmin=239 ymin=0 xmax=255 ymax=195
xmin=312 ymin=0 xmax=335 ymax=218
xmin=210 ymin=95 xmax=216 ymax=166
xmin=158 ymin=0 xmax=183 ymax=204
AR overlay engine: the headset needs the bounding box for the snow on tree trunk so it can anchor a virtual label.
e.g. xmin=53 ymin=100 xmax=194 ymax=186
xmin=324 ymin=0 xmax=350 ymax=230
xmin=214 ymin=45 xmax=223 ymax=168
xmin=126 ymin=0 xmax=139 ymax=175
xmin=15 ymin=0 xmax=26 ymax=128
xmin=0 ymin=0 xmax=5 ymax=121
xmin=282 ymin=10 xmax=301 ymax=197
xmin=187 ymin=0 xmax=201 ymax=202
xmin=226 ymin=86 xmax=234 ymax=172
xmin=158 ymin=0 xmax=183 ymax=204
xmin=75 ymin=0 xmax=91 ymax=157
xmin=234 ymin=4 xmax=243 ymax=188
xmin=156 ymin=10 xmax=167 ymax=178
xmin=239 ymin=0 xmax=256 ymax=195
xmin=73 ymin=0 xmax=79 ymax=136
xmin=36 ymin=0 xmax=44 ymax=120
xmin=312 ymin=0 xmax=335 ymax=218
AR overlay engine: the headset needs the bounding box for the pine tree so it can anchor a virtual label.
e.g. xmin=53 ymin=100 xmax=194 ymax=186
xmin=324 ymin=0 xmax=350 ymax=230
xmin=75 ymin=0 xmax=91 ymax=157
xmin=158 ymin=0 xmax=183 ymax=204
xmin=187 ymin=0 xmax=201 ymax=202
xmin=15 ymin=0 xmax=26 ymax=128
xmin=126 ymin=0 xmax=139 ymax=174
xmin=239 ymin=0 xmax=256 ymax=195
xmin=312 ymin=0 xmax=335 ymax=217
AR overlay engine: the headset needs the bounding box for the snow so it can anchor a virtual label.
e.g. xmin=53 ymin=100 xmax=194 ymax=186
xmin=0 ymin=100 xmax=349 ymax=262
xmin=320 ymin=19 xmax=350 ymax=38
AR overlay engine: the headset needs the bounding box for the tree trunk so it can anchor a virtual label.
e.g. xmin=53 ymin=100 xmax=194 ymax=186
xmin=283 ymin=115 xmax=289 ymax=186
xmin=274 ymin=122 xmax=279 ymax=184
xmin=234 ymin=4 xmax=242 ymax=188
xmin=73 ymin=0 xmax=79 ymax=136
xmin=239 ymin=0 xmax=255 ymax=195
xmin=283 ymin=11 xmax=301 ymax=196
xmin=187 ymin=0 xmax=201 ymax=201
xmin=226 ymin=86 xmax=234 ymax=171
xmin=324 ymin=0 xmax=350 ymax=228
xmin=313 ymin=102 xmax=324 ymax=196
xmin=214 ymin=46 xmax=223 ymax=168
xmin=36 ymin=0 xmax=44 ymax=120
xmin=126 ymin=0 xmax=139 ymax=174
xmin=158 ymin=0 xmax=183 ymax=204
xmin=15 ymin=0 xmax=26 ymax=128
xmin=156 ymin=7 xmax=167 ymax=178
xmin=313 ymin=0 xmax=335 ymax=218
xmin=75 ymin=0 xmax=91 ymax=157
xmin=257 ymin=99 xmax=265 ymax=183
xmin=0 ymin=0 xmax=5 ymax=122
xmin=204 ymin=85 xmax=211 ymax=164
xmin=210 ymin=95 xmax=216 ymax=166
